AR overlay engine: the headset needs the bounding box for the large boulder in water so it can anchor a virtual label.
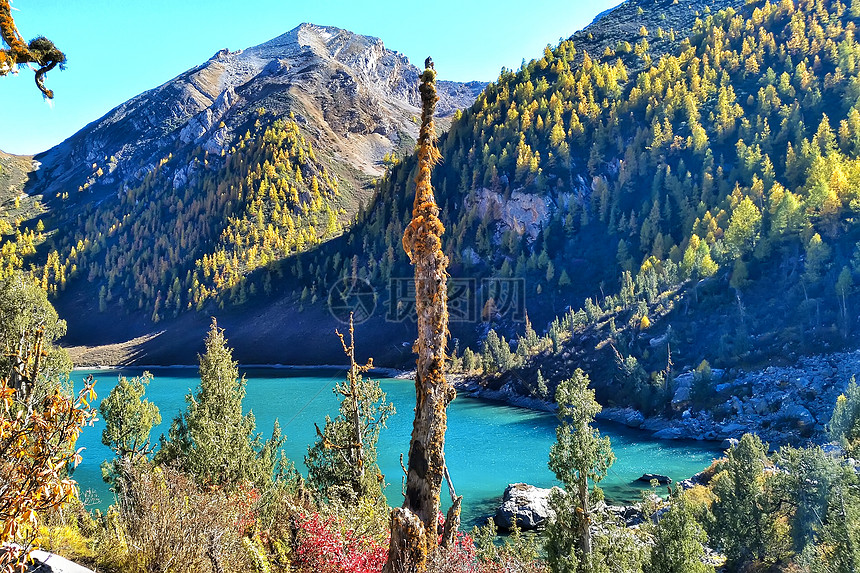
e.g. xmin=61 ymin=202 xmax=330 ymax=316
xmin=494 ymin=483 xmax=561 ymax=530
xmin=637 ymin=473 xmax=672 ymax=485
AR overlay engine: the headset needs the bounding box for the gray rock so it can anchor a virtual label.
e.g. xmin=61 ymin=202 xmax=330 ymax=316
xmin=28 ymin=549 xmax=94 ymax=573
xmin=780 ymin=404 xmax=816 ymax=429
xmin=642 ymin=417 xmax=671 ymax=432
xmin=495 ymin=483 xmax=561 ymax=530
xmin=653 ymin=427 xmax=684 ymax=440
xmin=822 ymin=443 xmax=845 ymax=457
xmin=599 ymin=407 xmax=645 ymax=428
xmin=637 ymin=473 xmax=672 ymax=485
xmin=721 ymin=438 xmax=740 ymax=450
xmin=672 ymin=379 xmax=692 ymax=407
xmin=721 ymin=422 xmax=747 ymax=435
xmin=678 ymin=468 xmax=714 ymax=490
xmin=1 ymin=545 xmax=93 ymax=573
xmin=731 ymin=396 xmax=744 ymax=415
xmin=649 ymin=331 xmax=671 ymax=348
xmin=467 ymin=188 xmax=552 ymax=241
xmin=604 ymin=504 xmax=645 ymax=527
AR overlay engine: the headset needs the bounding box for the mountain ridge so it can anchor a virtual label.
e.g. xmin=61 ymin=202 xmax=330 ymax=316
xmin=27 ymin=22 xmax=484 ymax=203
xmin=12 ymin=0 xmax=826 ymax=377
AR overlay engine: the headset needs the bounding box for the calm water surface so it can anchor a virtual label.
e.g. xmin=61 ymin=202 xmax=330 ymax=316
xmin=70 ymin=368 xmax=720 ymax=526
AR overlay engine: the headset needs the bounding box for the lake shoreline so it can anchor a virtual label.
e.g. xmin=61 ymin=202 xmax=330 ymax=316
xmin=454 ymin=349 xmax=860 ymax=449
xmin=70 ymin=367 xmax=722 ymax=517
xmin=73 ymin=364 xmax=408 ymax=378
xmin=78 ymin=359 xmax=832 ymax=449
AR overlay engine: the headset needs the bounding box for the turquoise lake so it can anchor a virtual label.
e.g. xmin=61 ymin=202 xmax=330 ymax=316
xmin=69 ymin=368 xmax=721 ymax=527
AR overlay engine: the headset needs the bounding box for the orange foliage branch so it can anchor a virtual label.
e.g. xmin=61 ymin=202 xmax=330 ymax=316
xmin=0 ymin=0 xmax=66 ymax=98
xmin=0 ymin=332 xmax=95 ymax=571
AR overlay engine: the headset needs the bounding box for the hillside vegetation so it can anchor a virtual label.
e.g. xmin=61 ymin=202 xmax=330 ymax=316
xmin=6 ymin=0 xmax=860 ymax=383
xmin=2 ymin=115 xmax=347 ymax=313
xmin=274 ymin=0 xmax=860 ymax=395
xmin=8 ymin=3 xmax=860 ymax=573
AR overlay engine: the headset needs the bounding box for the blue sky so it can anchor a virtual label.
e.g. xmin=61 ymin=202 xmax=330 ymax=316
xmin=0 ymin=0 xmax=620 ymax=155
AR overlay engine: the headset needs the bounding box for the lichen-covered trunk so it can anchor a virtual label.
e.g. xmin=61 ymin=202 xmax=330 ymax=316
xmin=384 ymin=62 xmax=458 ymax=573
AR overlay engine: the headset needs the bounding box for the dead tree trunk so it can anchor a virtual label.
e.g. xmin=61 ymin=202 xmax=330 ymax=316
xmin=384 ymin=59 xmax=460 ymax=573
xmin=338 ymin=313 xmax=368 ymax=486
xmin=314 ymin=312 xmax=374 ymax=497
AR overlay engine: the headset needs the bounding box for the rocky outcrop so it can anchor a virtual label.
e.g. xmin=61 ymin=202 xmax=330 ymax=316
xmin=456 ymin=377 xmax=556 ymax=412
xmin=649 ymin=350 xmax=860 ymax=445
xmin=720 ymin=438 xmax=740 ymax=450
xmin=467 ymin=188 xmax=552 ymax=241
xmin=671 ymin=369 xmax=726 ymax=411
xmin=461 ymin=349 xmax=860 ymax=448
xmin=597 ymin=407 xmax=645 ymax=429
xmin=598 ymin=501 xmax=647 ymax=528
xmin=493 ymin=484 xmax=657 ymax=533
xmin=677 ymin=467 xmax=717 ymax=490
xmin=494 ymin=483 xmax=561 ymax=530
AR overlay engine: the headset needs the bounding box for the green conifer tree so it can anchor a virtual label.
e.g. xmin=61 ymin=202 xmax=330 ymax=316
xmin=545 ymin=369 xmax=615 ymax=572
xmin=99 ymin=372 xmax=161 ymax=488
xmin=305 ymin=315 xmax=394 ymax=504
xmin=709 ymin=434 xmax=781 ymax=570
xmin=156 ymin=319 xmax=285 ymax=489
xmin=646 ymin=498 xmax=714 ymax=573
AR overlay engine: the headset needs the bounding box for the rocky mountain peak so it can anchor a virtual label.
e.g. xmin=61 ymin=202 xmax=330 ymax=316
xmin=26 ymin=23 xmax=485 ymax=201
xmin=251 ymin=23 xmax=390 ymax=63
xmin=246 ymin=22 xmax=421 ymax=106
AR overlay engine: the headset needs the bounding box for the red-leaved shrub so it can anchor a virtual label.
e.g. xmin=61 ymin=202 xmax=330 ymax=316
xmin=292 ymin=512 xmax=387 ymax=573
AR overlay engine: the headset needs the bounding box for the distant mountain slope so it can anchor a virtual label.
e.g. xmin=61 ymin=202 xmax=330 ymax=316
xmin=569 ymin=0 xmax=745 ymax=68
xmin=0 ymin=151 xmax=42 ymax=263
xmin=56 ymin=0 xmax=763 ymax=366
xmin=16 ymin=0 xmax=853 ymax=380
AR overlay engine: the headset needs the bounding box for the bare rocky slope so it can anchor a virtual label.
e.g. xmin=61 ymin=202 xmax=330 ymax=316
xmin=28 ymin=23 xmax=483 ymax=204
